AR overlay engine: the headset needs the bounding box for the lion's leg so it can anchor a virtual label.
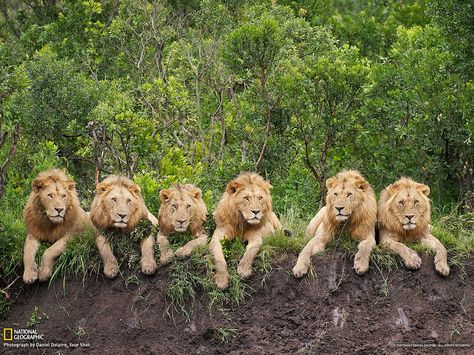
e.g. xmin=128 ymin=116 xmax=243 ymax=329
xmin=96 ymin=233 xmax=119 ymax=278
xmin=352 ymin=228 xmax=376 ymax=275
xmin=237 ymin=233 xmax=262 ymax=279
xmin=305 ymin=207 xmax=327 ymax=238
xmin=421 ymin=233 xmax=449 ymax=276
xmin=209 ymin=227 xmax=229 ymax=290
xmin=38 ymin=235 xmax=71 ymax=281
xmin=293 ymin=222 xmax=334 ymax=278
xmin=140 ymin=234 xmax=157 ymax=275
xmin=175 ymin=233 xmax=208 ymax=258
xmin=157 ymin=233 xmax=174 ymax=265
xmin=23 ymin=234 xmax=40 ymax=284
xmin=380 ymin=233 xmax=421 ymax=270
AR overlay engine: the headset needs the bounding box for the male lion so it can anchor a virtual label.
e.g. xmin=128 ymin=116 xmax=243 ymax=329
xmin=378 ymin=177 xmax=449 ymax=276
xmin=156 ymin=184 xmax=208 ymax=263
xmin=23 ymin=169 xmax=91 ymax=284
xmin=210 ymin=172 xmax=282 ymax=290
xmin=90 ymin=175 xmax=159 ymax=278
xmin=293 ymin=170 xmax=377 ymax=278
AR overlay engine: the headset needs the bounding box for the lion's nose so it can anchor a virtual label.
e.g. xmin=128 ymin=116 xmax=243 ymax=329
xmin=118 ymin=213 xmax=127 ymax=219
xmin=177 ymin=219 xmax=186 ymax=225
xmin=335 ymin=206 xmax=344 ymax=212
xmin=251 ymin=210 xmax=260 ymax=216
xmin=405 ymin=214 xmax=414 ymax=221
xmin=55 ymin=207 xmax=64 ymax=214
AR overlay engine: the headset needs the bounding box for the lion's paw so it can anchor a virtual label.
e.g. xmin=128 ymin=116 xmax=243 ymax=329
xmin=214 ymin=272 xmax=229 ymax=290
xmin=353 ymin=254 xmax=369 ymax=275
xmin=160 ymin=250 xmax=174 ymax=265
xmin=435 ymin=261 xmax=450 ymax=277
xmin=141 ymin=257 xmax=157 ymax=275
xmin=38 ymin=264 xmax=53 ymax=282
xmin=292 ymin=261 xmax=309 ymax=278
xmin=237 ymin=263 xmax=252 ymax=279
xmin=23 ymin=268 xmax=38 ymax=284
xmin=404 ymin=252 xmax=422 ymax=270
xmin=104 ymin=261 xmax=119 ymax=279
xmin=175 ymin=247 xmax=191 ymax=259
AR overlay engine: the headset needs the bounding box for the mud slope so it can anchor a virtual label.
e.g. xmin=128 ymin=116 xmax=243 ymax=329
xmin=2 ymin=253 xmax=473 ymax=354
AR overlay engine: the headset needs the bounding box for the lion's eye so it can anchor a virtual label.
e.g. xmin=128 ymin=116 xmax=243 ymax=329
xmin=347 ymin=192 xmax=352 ymax=197
xmin=172 ymin=204 xmax=178 ymax=209
xmin=244 ymin=196 xmax=250 ymax=201
xmin=334 ymin=193 xmax=338 ymax=197
xmin=62 ymin=194 xmax=67 ymax=199
xmin=186 ymin=204 xmax=191 ymax=209
xmin=127 ymin=198 xmax=132 ymax=205
xmin=111 ymin=197 xmax=117 ymax=203
xmin=398 ymin=201 xmax=404 ymax=207
xmin=47 ymin=194 xmax=53 ymax=199
xmin=258 ymin=196 xmax=263 ymax=201
xmin=414 ymin=200 xmax=419 ymax=206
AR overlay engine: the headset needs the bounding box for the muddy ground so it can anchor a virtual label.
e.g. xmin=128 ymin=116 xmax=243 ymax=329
xmin=2 ymin=252 xmax=473 ymax=354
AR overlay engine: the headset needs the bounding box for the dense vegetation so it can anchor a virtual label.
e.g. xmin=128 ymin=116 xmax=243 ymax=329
xmin=1 ymin=0 xmax=473 ymax=315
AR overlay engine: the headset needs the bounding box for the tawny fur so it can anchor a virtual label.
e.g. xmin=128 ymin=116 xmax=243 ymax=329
xmin=293 ymin=170 xmax=377 ymax=278
xmin=156 ymin=184 xmax=208 ymax=263
xmin=378 ymin=177 xmax=449 ymax=276
xmin=90 ymin=175 xmax=158 ymax=278
xmin=210 ymin=172 xmax=282 ymax=290
xmin=22 ymin=169 xmax=91 ymax=284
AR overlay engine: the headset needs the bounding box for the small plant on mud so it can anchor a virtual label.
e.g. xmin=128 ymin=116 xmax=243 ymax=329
xmin=215 ymin=327 xmax=238 ymax=344
xmin=26 ymin=306 xmax=41 ymax=327
xmin=125 ymin=275 xmax=140 ymax=290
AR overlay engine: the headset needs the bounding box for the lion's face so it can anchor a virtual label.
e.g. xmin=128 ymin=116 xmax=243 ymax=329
xmin=226 ymin=177 xmax=271 ymax=225
xmin=386 ymin=180 xmax=430 ymax=230
xmin=32 ymin=177 xmax=76 ymax=224
xmin=325 ymin=172 xmax=370 ymax=222
xmin=90 ymin=176 xmax=147 ymax=231
xmin=159 ymin=185 xmax=206 ymax=232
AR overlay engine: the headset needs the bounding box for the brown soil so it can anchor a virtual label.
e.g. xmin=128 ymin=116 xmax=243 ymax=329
xmin=2 ymin=253 xmax=473 ymax=354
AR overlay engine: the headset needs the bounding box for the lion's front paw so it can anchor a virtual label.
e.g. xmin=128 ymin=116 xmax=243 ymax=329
xmin=214 ymin=272 xmax=229 ymax=290
xmin=38 ymin=264 xmax=53 ymax=282
xmin=160 ymin=250 xmax=174 ymax=265
xmin=23 ymin=267 xmax=38 ymax=284
xmin=404 ymin=252 xmax=422 ymax=270
xmin=175 ymin=247 xmax=191 ymax=259
xmin=104 ymin=261 xmax=119 ymax=279
xmin=292 ymin=260 xmax=309 ymax=278
xmin=353 ymin=253 xmax=370 ymax=275
xmin=237 ymin=263 xmax=252 ymax=279
xmin=435 ymin=261 xmax=450 ymax=276
xmin=141 ymin=257 xmax=157 ymax=275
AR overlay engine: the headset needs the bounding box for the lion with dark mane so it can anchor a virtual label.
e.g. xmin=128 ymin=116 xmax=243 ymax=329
xmin=23 ymin=169 xmax=91 ymax=284
xmin=90 ymin=175 xmax=158 ymax=278
xmin=378 ymin=177 xmax=449 ymax=276
xmin=209 ymin=172 xmax=282 ymax=290
xmin=293 ymin=170 xmax=377 ymax=278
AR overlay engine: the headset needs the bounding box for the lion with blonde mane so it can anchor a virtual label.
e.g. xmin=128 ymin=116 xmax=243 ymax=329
xmin=378 ymin=177 xmax=449 ymax=276
xmin=156 ymin=184 xmax=208 ymax=264
xmin=90 ymin=175 xmax=158 ymax=278
xmin=210 ymin=172 xmax=282 ymax=290
xmin=293 ymin=170 xmax=377 ymax=278
xmin=22 ymin=169 xmax=91 ymax=284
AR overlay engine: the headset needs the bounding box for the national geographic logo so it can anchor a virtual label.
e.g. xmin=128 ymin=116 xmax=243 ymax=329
xmin=2 ymin=328 xmax=44 ymax=341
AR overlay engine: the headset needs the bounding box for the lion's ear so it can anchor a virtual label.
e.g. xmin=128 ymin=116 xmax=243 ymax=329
xmin=355 ymin=179 xmax=369 ymax=191
xmin=32 ymin=178 xmax=46 ymax=192
xmin=65 ymin=180 xmax=76 ymax=192
xmin=159 ymin=189 xmax=173 ymax=202
xmin=129 ymin=183 xmax=141 ymax=196
xmin=416 ymin=183 xmax=430 ymax=196
xmin=226 ymin=180 xmax=243 ymax=195
xmin=326 ymin=177 xmax=337 ymax=190
xmin=96 ymin=182 xmax=110 ymax=195
xmin=191 ymin=187 xmax=202 ymax=200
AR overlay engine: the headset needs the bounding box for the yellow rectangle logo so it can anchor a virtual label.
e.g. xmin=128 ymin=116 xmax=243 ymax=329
xmin=3 ymin=328 xmax=13 ymax=341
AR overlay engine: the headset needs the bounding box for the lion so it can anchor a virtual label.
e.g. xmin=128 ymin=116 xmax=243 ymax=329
xmin=22 ymin=169 xmax=91 ymax=284
xmin=156 ymin=184 xmax=208 ymax=264
xmin=209 ymin=172 xmax=283 ymax=290
xmin=378 ymin=177 xmax=449 ymax=276
xmin=293 ymin=170 xmax=377 ymax=278
xmin=90 ymin=175 xmax=159 ymax=278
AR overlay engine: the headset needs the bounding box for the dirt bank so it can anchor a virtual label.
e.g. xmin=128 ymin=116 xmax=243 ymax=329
xmin=2 ymin=253 xmax=473 ymax=354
